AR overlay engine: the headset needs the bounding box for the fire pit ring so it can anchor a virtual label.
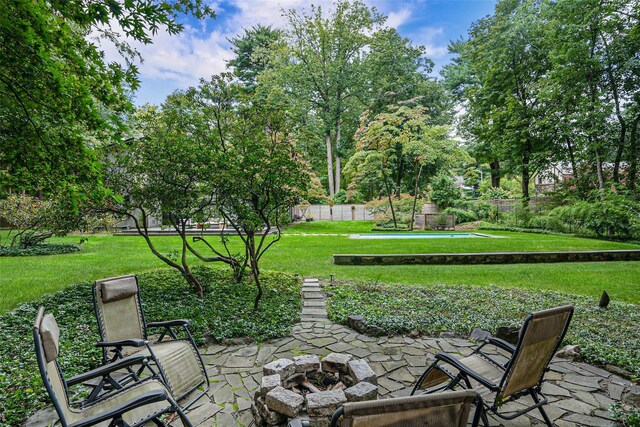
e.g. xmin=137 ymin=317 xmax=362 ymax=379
xmin=252 ymin=353 xmax=378 ymax=426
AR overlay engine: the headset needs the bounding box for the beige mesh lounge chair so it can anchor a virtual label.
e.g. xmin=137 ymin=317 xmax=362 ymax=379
xmin=328 ymin=390 xmax=482 ymax=427
xmin=33 ymin=307 xmax=192 ymax=427
xmin=411 ymin=305 xmax=574 ymax=427
xmin=92 ymin=275 xmax=209 ymax=409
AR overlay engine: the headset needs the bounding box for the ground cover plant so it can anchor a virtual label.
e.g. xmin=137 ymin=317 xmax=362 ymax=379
xmin=0 ymin=266 xmax=301 ymax=426
xmin=0 ymin=243 xmax=81 ymax=257
xmin=2 ymin=222 xmax=640 ymax=312
xmin=326 ymin=281 xmax=640 ymax=378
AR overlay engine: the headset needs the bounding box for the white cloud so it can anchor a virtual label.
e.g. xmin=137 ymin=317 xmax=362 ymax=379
xmin=385 ymin=7 xmax=412 ymax=29
xmin=94 ymin=22 xmax=232 ymax=89
xmin=413 ymin=26 xmax=448 ymax=58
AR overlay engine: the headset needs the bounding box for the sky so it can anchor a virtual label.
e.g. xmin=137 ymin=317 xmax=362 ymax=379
xmin=107 ymin=0 xmax=497 ymax=105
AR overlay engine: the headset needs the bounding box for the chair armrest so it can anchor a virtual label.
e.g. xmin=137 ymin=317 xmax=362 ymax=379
xmin=67 ymin=355 xmax=149 ymax=386
xmin=147 ymin=319 xmax=190 ymax=328
xmin=68 ymin=390 xmax=168 ymax=427
xmin=95 ymin=339 xmax=148 ymax=349
xmin=484 ymin=337 xmax=516 ymax=353
xmin=435 ymin=353 xmax=500 ymax=391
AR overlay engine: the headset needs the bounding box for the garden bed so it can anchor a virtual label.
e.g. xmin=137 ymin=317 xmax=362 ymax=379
xmin=0 ymin=266 xmax=301 ymax=426
xmin=0 ymin=243 xmax=81 ymax=257
xmin=326 ymin=282 xmax=640 ymax=378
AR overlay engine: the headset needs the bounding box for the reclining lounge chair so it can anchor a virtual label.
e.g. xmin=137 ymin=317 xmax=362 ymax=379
xmin=92 ymin=275 xmax=209 ymax=409
xmin=411 ymin=305 xmax=574 ymax=427
xmin=34 ymin=306 xmax=192 ymax=427
xmin=329 ymin=390 xmax=483 ymax=427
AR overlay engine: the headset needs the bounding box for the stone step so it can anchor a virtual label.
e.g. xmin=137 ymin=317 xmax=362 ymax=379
xmin=302 ymin=285 xmax=320 ymax=291
xmin=303 ymin=300 xmax=326 ymax=307
xmin=303 ymin=294 xmax=325 ymax=301
xmin=301 ymin=314 xmax=328 ymax=320
xmin=301 ymin=308 xmax=327 ymax=316
xmin=304 ymin=278 xmax=319 ymax=283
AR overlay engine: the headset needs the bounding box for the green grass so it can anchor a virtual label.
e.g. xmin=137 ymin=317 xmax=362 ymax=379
xmin=1 ymin=220 xmax=639 ymax=312
xmin=282 ymin=220 xmax=376 ymax=234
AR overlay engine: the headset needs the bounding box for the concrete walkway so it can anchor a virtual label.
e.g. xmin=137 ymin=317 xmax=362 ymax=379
xmin=25 ymin=278 xmax=634 ymax=426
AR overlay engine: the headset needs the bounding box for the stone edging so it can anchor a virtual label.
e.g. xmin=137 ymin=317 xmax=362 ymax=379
xmin=333 ymin=249 xmax=640 ymax=265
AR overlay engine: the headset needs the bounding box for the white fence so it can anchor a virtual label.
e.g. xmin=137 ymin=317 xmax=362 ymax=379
xmin=292 ymin=204 xmax=374 ymax=221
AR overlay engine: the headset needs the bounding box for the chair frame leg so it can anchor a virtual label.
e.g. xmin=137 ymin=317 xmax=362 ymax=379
xmin=480 ymin=410 xmax=491 ymax=427
xmin=531 ymin=390 xmax=553 ymax=427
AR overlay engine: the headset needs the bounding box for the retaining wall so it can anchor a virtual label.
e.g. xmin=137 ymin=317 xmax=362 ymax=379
xmin=333 ymin=249 xmax=640 ymax=265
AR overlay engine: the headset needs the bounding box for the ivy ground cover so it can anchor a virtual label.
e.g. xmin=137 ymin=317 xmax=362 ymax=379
xmin=326 ymin=281 xmax=640 ymax=378
xmin=0 ymin=267 xmax=301 ymax=426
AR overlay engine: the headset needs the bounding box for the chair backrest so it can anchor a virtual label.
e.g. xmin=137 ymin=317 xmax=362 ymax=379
xmin=499 ymin=305 xmax=574 ymax=399
xmin=333 ymin=390 xmax=478 ymax=427
xmin=33 ymin=307 xmax=73 ymax=426
xmin=93 ymin=275 xmax=147 ymax=357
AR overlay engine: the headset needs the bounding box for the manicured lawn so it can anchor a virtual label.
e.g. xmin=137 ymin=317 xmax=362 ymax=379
xmin=1 ymin=220 xmax=639 ymax=312
xmin=282 ymin=220 xmax=376 ymax=234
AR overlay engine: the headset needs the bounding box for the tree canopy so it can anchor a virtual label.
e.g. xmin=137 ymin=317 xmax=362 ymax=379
xmin=0 ymin=0 xmax=214 ymax=201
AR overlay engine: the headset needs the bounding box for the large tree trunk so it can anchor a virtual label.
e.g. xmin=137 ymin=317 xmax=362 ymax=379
xmin=325 ymin=130 xmax=335 ymax=197
xmin=409 ymin=164 xmax=424 ymax=231
xmin=334 ymin=118 xmax=341 ymax=194
xmin=603 ymin=37 xmax=626 ymax=183
xmin=382 ymin=170 xmax=397 ymax=228
xmin=521 ymin=139 xmax=532 ymax=208
xmin=395 ymin=154 xmax=404 ymax=198
xmin=335 ymin=156 xmax=341 ymax=194
xmin=490 ymin=160 xmax=501 ymax=188
xmin=628 ymin=117 xmax=638 ymax=192
xmin=595 ymin=149 xmax=606 ymax=196
xmin=565 ymin=136 xmax=578 ymax=180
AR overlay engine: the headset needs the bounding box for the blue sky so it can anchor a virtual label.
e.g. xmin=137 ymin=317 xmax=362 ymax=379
xmin=115 ymin=0 xmax=497 ymax=105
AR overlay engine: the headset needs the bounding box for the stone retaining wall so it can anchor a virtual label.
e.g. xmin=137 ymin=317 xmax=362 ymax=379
xmin=333 ymin=249 xmax=640 ymax=265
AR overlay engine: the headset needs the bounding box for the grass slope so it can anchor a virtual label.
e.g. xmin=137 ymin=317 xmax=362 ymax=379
xmin=1 ymin=221 xmax=639 ymax=312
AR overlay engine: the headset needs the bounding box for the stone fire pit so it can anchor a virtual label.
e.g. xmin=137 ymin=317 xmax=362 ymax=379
xmin=252 ymin=353 xmax=378 ymax=426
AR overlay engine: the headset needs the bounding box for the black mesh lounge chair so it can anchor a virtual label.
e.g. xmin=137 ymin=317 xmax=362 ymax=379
xmin=33 ymin=307 xmax=192 ymax=427
xmin=329 ymin=390 xmax=483 ymax=427
xmin=411 ymin=305 xmax=574 ymax=427
xmin=92 ymin=275 xmax=209 ymax=410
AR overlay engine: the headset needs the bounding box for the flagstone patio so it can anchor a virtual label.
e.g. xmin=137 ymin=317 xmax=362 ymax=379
xmin=24 ymin=278 xmax=634 ymax=426
xmin=177 ymin=278 xmax=631 ymax=426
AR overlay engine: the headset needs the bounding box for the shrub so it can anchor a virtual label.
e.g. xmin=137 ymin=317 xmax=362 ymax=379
xmin=0 ymin=266 xmax=301 ymax=426
xmin=0 ymin=244 xmax=82 ymax=257
xmin=333 ymin=189 xmax=348 ymax=204
xmin=472 ymin=201 xmax=495 ymax=220
xmin=429 ymin=175 xmax=461 ymax=208
xmin=491 ymin=188 xmax=640 ymax=241
xmin=366 ymin=194 xmax=415 ymax=227
xmin=479 ymin=184 xmax=512 ymax=200
xmin=443 ymin=207 xmax=477 ymax=224
xmin=0 ymin=194 xmax=111 ymax=249
xmin=345 ymin=189 xmax=365 ymax=204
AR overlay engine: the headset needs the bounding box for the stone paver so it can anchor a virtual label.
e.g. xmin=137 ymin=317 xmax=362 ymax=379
xmin=25 ymin=277 xmax=636 ymax=427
